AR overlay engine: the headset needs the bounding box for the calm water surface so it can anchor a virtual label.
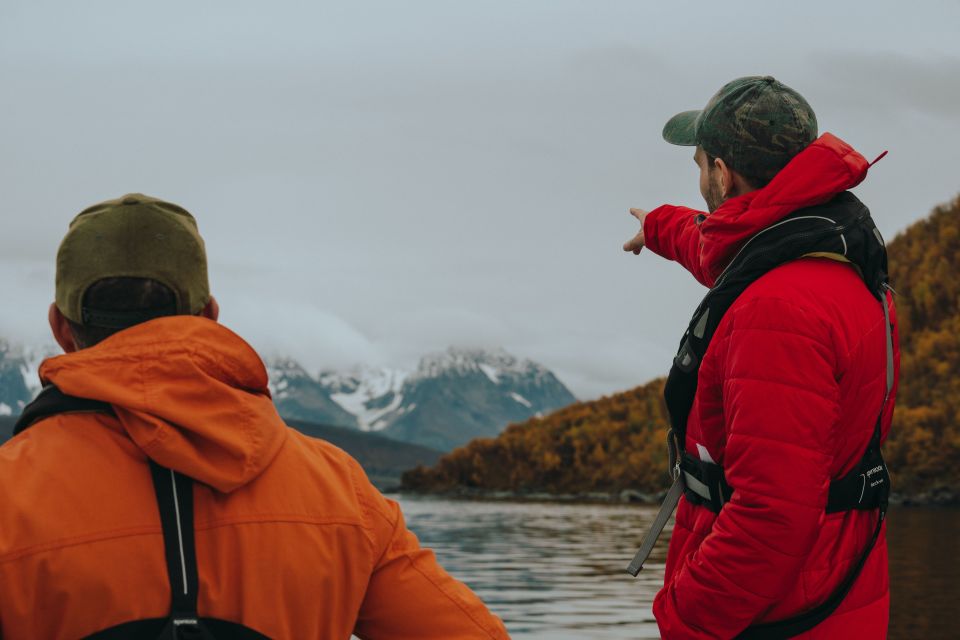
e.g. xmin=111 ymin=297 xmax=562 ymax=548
xmin=397 ymin=496 xmax=959 ymax=639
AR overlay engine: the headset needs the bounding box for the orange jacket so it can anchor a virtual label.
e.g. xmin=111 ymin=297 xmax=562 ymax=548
xmin=0 ymin=317 xmax=510 ymax=639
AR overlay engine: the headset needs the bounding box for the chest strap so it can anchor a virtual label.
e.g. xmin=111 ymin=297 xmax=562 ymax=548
xmin=681 ymin=416 xmax=889 ymax=516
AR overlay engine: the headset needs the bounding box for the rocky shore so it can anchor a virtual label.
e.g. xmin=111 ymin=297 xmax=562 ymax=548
xmin=394 ymin=486 xmax=960 ymax=507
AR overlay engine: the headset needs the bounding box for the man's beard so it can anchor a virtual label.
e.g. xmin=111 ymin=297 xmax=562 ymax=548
xmin=704 ymin=178 xmax=724 ymax=213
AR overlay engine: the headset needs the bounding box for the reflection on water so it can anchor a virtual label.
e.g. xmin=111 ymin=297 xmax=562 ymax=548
xmin=397 ymin=496 xmax=958 ymax=639
xmin=886 ymin=508 xmax=960 ymax=639
xmin=398 ymin=497 xmax=667 ymax=639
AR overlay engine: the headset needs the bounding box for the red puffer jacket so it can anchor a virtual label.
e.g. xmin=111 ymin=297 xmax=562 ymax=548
xmin=643 ymin=133 xmax=899 ymax=639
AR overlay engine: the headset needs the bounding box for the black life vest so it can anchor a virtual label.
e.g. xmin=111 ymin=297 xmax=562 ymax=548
xmin=13 ymin=387 xmax=273 ymax=640
xmin=628 ymin=192 xmax=894 ymax=640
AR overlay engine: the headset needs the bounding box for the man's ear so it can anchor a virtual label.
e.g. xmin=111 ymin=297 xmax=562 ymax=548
xmin=200 ymin=296 xmax=220 ymax=322
xmin=714 ymin=156 xmax=758 ymax=199
xmin=713 ymin=156 xmax=737 ymax=199
xmin=48 ymin=303 xmax=78 ymax=353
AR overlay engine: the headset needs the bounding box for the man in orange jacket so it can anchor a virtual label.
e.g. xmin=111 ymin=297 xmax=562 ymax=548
xmin=0 ymin=194 xmax=510 ymax=639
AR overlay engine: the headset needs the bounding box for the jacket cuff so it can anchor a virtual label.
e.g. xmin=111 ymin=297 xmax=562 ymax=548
xmin=642 ymin=204 xmax=673 ymax=257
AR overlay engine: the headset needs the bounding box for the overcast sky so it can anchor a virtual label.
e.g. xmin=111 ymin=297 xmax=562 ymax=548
xmin=1 ymin=0 xmax=958 ymax=398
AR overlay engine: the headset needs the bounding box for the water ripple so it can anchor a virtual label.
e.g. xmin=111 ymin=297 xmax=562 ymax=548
xmin=398 ymin=496 xmax=667 ymax=639
xmin=397 ymin=496 xmax=959 ymax=640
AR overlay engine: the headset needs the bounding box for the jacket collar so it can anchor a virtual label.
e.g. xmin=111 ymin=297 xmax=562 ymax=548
xmin=697 ymin=133 xmax=872 ymax=286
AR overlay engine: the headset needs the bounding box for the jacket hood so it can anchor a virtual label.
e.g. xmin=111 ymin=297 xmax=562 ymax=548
xmin=698 ymin=132 xmax=873 ymax=286
xmin=38 ymin=316 xmax=287 ymax=493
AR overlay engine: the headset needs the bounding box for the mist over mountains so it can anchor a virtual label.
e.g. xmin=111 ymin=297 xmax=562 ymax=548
xmin=0 ymin=342 xmax=576 ymax=452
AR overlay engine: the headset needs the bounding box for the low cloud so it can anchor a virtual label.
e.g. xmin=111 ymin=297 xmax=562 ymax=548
xmin=808 ymin=51 xmax=960 ymax=120
xmin=218 ymin=294 xmax=384 ymax=376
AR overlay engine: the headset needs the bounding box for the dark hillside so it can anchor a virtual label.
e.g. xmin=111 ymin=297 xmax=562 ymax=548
xmin=402 ymin=378 xmax=670 ymax=495
xmin=285 ymin=419 xmax=442 ymax=488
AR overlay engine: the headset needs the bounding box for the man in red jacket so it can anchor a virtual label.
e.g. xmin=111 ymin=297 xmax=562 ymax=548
xmin=624 ymin=77 xmax=899 ymax=638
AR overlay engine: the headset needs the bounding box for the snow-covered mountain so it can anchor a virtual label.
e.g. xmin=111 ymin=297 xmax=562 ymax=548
xmin=318 ymin=367 xmax=410 ymax=431
xmin=375 ymin=347 xmax=577 ymax=450
xmin=266 ymin=347 xmax=577 ymax=450
xmin=2 ymin=340 xmax=577 ymax=452
xmin=266 ymin=357 xmax=360 ymax=429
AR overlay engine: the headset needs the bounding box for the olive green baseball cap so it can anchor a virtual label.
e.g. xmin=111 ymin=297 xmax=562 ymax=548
xmin=55 ymin=193 xmax=210 ymax=327
xmin=662 ymin=76 xmax=818 ymax=183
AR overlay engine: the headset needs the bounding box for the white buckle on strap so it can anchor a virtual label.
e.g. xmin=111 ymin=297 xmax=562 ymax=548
xmin=682 ymin=470 xmax=713 ymax=502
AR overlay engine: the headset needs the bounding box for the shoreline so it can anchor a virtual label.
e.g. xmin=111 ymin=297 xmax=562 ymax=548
xmin=390 ymin=486 xmax=960 ymax=507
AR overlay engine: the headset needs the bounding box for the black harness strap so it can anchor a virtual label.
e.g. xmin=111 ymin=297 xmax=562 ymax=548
xmin=148 ymin=461 xmax=214 ymax=640
xmin=737 ymin=511 xmax=886 ymax=639
xmin=681 ymin=410 xmax=890 ymax=517
xmin=12 ymin=385 xmax=114 ymax=435
xmin=15 ymin=386 xmax=271 ymax=640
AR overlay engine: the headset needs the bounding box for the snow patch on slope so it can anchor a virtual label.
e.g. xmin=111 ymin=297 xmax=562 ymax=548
xmin=478 ymin=363 xmax=500 ymax=384
xmin=509 ymin=392 xmax=532 ymax=408
xmin=322 ymin=367 xmax=410 ymax=431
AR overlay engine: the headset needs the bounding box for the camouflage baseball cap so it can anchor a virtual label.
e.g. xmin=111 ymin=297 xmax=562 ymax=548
xmin=55 ymin=193 xmax=210 ymax=327
xmin=662 ymin=76 xmax=818 ymax=183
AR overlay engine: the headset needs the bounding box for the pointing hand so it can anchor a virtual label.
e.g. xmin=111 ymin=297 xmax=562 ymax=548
xmin=623 ymin=208 xmax=648 ymax=255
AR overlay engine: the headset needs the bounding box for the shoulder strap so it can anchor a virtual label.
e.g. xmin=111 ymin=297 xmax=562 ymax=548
xmin=13 ymin=385 xmax=113 ymax=435
xmin=147 ymin=460 xmax=214 ymax=639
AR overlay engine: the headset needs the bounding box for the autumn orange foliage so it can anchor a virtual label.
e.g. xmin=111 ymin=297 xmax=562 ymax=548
xmin=403 ymin=195 xmax=960 ymax=497
xmin=882 ymin=194 xmax=960 ymax=494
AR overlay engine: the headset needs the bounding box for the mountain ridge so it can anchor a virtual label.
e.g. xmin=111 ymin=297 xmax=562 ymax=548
xmin=376 ymin=347 xmax=576 ymax=450
xmin=302 ymin=346 xmax=576 ymax=450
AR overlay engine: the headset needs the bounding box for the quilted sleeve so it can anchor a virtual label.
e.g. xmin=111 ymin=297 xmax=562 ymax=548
xmin=643 ymin=204 xmax=712 ymax=287
xmin=653 ymin=296 xmax=838 ymax=639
